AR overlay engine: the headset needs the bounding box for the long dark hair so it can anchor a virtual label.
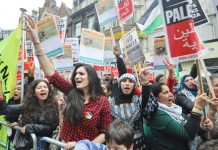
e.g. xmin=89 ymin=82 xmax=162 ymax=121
xmin=64 ymin=63 xmax=104 ymax=124
xmin=20 ymin=80 xmax=58 ymax=126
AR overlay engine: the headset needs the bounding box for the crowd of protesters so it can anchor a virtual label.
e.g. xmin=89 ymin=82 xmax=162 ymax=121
xmin=0 ymin=15 xmax=218 ymax=150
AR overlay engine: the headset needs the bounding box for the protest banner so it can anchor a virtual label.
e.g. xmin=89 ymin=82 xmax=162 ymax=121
xmin=23 ymin=41 xmax=34 ymax=72
xmin=95 ymin=0 xmax=118 ymax=27
xmin=144 ymin=52 xmax=155 ymax=73
xmin=137 ymin=0 xmax=208 ymax=35
xmin=190 ymin=0 xmax=209 ymax=26
xmin=79 ymin=28 xmax=105 ymax=65
xmin=54 ymin=44 xmax=74 ymax=72
xmin=18 ymin=45 xmax=27 ymax=62
xmin=111 ymin=67 xmax=119 ymax=78
xmin=119 ymin=27 xmax=145 ymax=66
xmin=159 ymin=0 xmax=208 ymax=63
xmin=33 ymin=54 xmax=45 ymax=80
xmin=0 ymin=21 xmax=22 ymax=146
xmin=154 ymin=38 xmax=168 ymax=70
xmin=0 ymin=30 xmax=12 ymax=40
xmin=57 ymin=16 xmax=67 ymax=43
xmin=64 ymin=38 xmax=80 ymax=61
xmin=116 ymin=0 xmax=134 ymax=22
xmin=36 ymin=16 xmax=63 ymax=58
xmin=104 ymin=37 xmax=114 ymax=64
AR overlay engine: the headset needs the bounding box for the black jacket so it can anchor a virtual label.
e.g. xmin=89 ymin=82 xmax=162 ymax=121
xmin=175 ymin=92 xmax=194 ymax=115
xmin=0 ymin=100 xmax=58 ymax=150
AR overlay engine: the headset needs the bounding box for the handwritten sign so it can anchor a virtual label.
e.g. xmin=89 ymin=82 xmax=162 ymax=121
xmin=119 ymin=27 xmax=145 ymax=66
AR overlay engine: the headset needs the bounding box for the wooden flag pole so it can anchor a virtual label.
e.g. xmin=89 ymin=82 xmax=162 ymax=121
xmin=199 ymin=59 xmax=216 ymax=98
xmin=196 ymin=60 xmax=204 ymax=94
xmin=20 ymin=8 xmax=27 ymax=103
xmin=196 ymin=59 xmax=210 ymax=140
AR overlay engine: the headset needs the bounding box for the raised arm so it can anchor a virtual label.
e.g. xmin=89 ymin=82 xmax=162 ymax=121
xmin=163 ymin=57 xmax=175 ymax=94
xmin=113 ymin=46 xmax=127 ymax=77
xmin=25 ymin=16 xmax=55 ymax=77
xmin=139 ymin=67 xmax=151 ymax=109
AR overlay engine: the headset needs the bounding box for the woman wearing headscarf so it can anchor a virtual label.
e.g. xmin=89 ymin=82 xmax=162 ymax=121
xmin=109 ymin=67 xmax=158 ymax=149
xmin=175 ymin=75 xmax=198 ymax=115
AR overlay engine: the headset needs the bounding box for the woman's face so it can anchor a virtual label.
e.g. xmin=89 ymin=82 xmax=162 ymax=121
xmin=74 ymin=66 xmax=89 ymax=91
xmin=120 ymin=78 xmax=134 ymax=95
xmin=211 ymin=78 xmax=218 ymax=98
xmin=184 ymin=76 xmax=195 ymax=89
xmin=14 ymin=84 xmax=21 ymax=100
xmin=35 ymin=81 xmax=49 ymax=101
xmin=158 ymin=85 xmax=174 ymax=107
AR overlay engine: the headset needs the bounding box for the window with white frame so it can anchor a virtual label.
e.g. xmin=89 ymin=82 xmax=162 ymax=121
xmin=74 ymin=21 xmax=82 ymax=37
xmin=87 ymin=15 xmax=95 ymax=29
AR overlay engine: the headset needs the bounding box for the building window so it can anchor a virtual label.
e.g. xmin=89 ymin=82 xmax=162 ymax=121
xmin=113 ymin=20 xmax=119 ymax=27
xmin=134 ymin=6 xmax=141 ymax=22
xmin=87 ymin=15 xmax=95 ymax=29
xmin=74 ymin=21 xmax=82 ymax=37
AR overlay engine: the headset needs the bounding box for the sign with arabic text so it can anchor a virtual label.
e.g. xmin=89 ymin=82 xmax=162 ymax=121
xmin=117 ymin=0 xmax=133 ymax=22
xmin=159 ymin=0 xmax=208 ymax=63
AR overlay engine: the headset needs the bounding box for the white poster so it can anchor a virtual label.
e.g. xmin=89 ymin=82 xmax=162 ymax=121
xmin=64 ymin=38 xmax=80 ymax=61
xmin=95 ymin=0 xmax=118 ymax=27
xmin=57 ymin=17 xmax=68 ymax=43
xmin=79 ymin=28 xmax=105 ymax=65
xmin=104 ymin=37 xmax=114 ymax=64
xmin=36 ymin=16 xmax=63 ymax=58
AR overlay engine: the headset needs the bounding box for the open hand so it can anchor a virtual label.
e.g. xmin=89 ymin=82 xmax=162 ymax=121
xmin=162 ymin=57 xmax=175 ymax=78
xmin=64 ymin=141 xmax=77 ymax=150
xmin=24 ymin=15 xmax=40 ymax=44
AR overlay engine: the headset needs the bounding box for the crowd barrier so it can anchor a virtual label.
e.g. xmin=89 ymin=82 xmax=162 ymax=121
xmin=39 ymin=137 xmax=66 ymax=149
xmin=0 ymin=120 xmax=37 ymax=150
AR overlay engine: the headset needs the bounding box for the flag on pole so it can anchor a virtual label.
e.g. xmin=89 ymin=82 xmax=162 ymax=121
xmin=0 ymin=21 xmax=23 ymax=100
xmin=137 ymin=0 xmax=209 ymax=35
xmin=137 ymin=0 xmax=162 ymax=34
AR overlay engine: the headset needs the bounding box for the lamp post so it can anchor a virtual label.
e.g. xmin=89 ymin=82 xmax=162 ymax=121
xmin=19 ymin=8 xmax=27 ymax=103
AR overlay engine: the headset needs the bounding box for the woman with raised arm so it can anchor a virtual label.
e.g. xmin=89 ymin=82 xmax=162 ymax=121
xmin=144 ymin=82 xmax=210 ymax=150
xmin=25 ymin=16 xmax=111 ymax=150
xmin=108 ymin=61 xmax=158 ymax=149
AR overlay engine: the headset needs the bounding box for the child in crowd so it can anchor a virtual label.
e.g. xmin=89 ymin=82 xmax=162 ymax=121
xmin=73 ymin=119 xmax=134 ymax=150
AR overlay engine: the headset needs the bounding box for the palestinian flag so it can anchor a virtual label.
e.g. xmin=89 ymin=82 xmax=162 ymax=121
xmin=137 ymin=0 xmax=162 ymax=34
xmin=137 ymin=0 xmax=209 ymax=35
